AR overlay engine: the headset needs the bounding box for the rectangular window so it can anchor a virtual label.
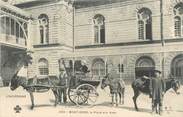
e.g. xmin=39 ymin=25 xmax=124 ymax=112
xmin=40 ymin=26 xmax=44 ymax=44
xmin=5 ymin=17 xmax=10 ymax=35
xmin=11 ymin=19 xmax=15 ymax=35
xmin=46 ymin=27 xmax=49 ymax=43
xmin=94 ymin=26 xmax=99 ymax=43
xmin=146 ymin=23 xmax=152 ymax=40
xmin=16 ymin=22 xmax=20 ymax=38
xmin=118 ymin=64 xmax=124 ymax=73
xmin=100 ymin=28 xmax=105 ymax=43
xmin=0 ymin=17 xmax=6 ymax=34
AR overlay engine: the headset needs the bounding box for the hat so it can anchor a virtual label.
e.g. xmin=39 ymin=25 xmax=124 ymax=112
xmin=81 ymin=60 xmax=87 ymax=65
xmin=154 ymin=70 xmax=161 ymax=74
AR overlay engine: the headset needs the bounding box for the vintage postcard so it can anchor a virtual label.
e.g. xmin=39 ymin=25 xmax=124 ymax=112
xmin=0 ymin=0 xmax=183 ymax=117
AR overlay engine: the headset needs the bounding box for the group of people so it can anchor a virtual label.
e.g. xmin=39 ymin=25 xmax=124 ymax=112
xmin=58 ymin=60 xmax=166 ymax=115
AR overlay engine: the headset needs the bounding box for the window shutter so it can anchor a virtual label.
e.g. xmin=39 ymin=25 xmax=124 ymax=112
xmin=138 ymin=20 xmax=144 ymax=40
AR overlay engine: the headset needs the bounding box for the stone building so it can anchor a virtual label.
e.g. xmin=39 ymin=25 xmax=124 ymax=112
xmin=1 ymin=0 xmax=183 ymax=84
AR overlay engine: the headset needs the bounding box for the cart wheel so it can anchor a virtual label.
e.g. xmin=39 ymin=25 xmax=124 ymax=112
xmin=68 ymin=88 xmax=78 ymax=105
xmin=75 ymin=84 xmax=99 ymax=106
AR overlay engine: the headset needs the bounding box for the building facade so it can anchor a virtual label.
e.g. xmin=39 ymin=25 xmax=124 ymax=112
xmin=2 ymin=0 xmax=183 ymax=84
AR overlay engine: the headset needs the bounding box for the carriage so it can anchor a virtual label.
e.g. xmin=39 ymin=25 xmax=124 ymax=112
xmin=60 ymin=58 xmax=101 ymax=106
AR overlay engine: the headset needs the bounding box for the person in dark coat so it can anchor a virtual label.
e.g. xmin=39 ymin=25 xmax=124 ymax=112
xmin=80 ymin=60 xmax=90 ymax=74
xmin=150 ymin=70 xmax=165 ymax=115
xmin=58 ymin=68 xmax=68 ymax=103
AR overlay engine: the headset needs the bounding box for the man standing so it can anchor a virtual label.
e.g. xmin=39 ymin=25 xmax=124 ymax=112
xmin=58 ymin=68 xmax=68 ymax=104
xmin=150 ymin=70 xmax=165 ymax=115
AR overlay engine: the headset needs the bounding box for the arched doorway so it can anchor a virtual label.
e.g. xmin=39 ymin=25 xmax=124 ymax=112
xmin=92 ymin=58 xmax=105 ymax=79
xmin=171 ymin=54 xmax=183 ymax=80
xmin=135 ymin=56 xmax=155 ymax=78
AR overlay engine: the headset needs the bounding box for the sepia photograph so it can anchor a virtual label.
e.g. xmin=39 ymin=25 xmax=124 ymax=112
xmin=0 ymin=0 xmax=183 ymax=117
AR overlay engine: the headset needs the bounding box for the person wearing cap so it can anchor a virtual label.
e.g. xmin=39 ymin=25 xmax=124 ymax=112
xmin=150 ymin=70 xmax=165 ymax=115
xmin=58 ymin=68 xmax=68 ymax=104
xmin=80 ymin=60 xmax=90 ymax=74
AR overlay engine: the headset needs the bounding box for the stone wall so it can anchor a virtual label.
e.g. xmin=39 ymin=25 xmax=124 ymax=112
xmin=74 ymin=0 xmax=161 ymax=46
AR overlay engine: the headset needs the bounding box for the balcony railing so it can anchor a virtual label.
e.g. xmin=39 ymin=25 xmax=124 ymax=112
xmin=0 ymin=33 xmax=26 ymax=47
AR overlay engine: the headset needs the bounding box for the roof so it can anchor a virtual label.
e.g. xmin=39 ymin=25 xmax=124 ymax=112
xmin=15 ymin=0 xmax=58 ymax=8
xmin=15 ymin=0 xmax=130 ymax=9
xmin=73 ymin=0 xmax=130 ymax=9
xmin=0 ymin=1 xmax=30 ymax=18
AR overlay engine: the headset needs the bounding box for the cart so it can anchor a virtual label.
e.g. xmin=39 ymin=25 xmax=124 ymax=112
xmin=60 ymin=59 xmax=101 ymax=106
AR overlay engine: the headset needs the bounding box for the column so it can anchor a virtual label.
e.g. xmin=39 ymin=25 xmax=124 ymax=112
xmin=72 ymin=58 xmax=75 ymax=76
xmin=0 ymin=45 xmax=3 ymax=86
xmin=104 ymin=57 xmax=107 ymax=75
xmin=120 ymin=56 xmax=122 ymax=79
xmin=27 ymin=20 xmax=33 ymax=51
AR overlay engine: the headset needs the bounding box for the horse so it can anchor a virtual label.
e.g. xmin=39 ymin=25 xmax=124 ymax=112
xmin=101 ymin=77 xmax=125 ymax=106
xmin=131 ymin=77 xmax=181 ymax=111
xmin=10 ymin=71 xmax=61 ymax=109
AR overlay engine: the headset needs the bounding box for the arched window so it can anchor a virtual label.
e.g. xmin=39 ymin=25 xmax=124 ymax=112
xmin=38 ymin=14 xmax=49 ymax=44
xmin=38 ymin=58 xmax=49 ymax=75
xmin=137 ymin=8 xmax=152 ymax=40
xmin=135 ymin=56 xmax=155 ymax=78
xmin=171 ymin=54 xmax=183 ymax=79
xmin=174 ymin=3 xmax=183 ymax=37
xmin=93 ymin=14 xmax=105 ymax=44
xmin=92 ymin=58 xmax=105 ymax=78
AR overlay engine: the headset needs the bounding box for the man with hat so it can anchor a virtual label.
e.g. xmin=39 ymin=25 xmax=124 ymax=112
xmin=80 ymin=60 xmax=90 ymax=74
xmin=58 ymin=67 xmax=68 ymax=104
xmin=150 ymin=70 xmax=165 ymax=115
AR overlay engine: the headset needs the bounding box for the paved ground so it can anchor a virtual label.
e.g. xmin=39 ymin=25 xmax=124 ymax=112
xmin=0 ymin=85 xmax=183 ymax=117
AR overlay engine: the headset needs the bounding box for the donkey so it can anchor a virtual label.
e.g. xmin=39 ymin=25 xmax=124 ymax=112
xmin=131 ymin=77 xmax=180 ymax=111
xmin=10 ymin=71 xmax=61 ymax=109
xmin=101 ymin=77 xmax=125 ymax=106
